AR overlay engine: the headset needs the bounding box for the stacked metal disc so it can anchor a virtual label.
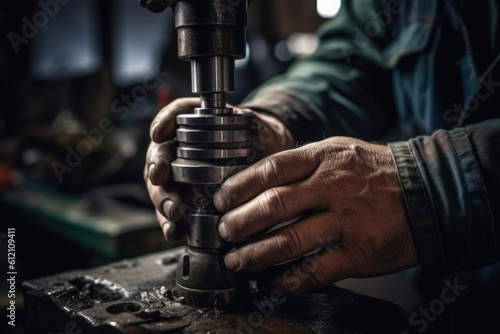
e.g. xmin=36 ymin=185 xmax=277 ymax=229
xmin=172 ymin=111 xmax=253 ymax=185
xmin=170 ymin=56 xmax=253 ymax=307
xmin=139 ymin=0 xmax=251 ymax=307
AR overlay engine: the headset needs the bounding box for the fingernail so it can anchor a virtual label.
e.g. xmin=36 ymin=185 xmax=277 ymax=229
xmin=225 ymin=251 xmax=240 ymax=271
xmin=149 ymin=164 xmax=157 ymax=183
xmin=218 ymin=221 xmax=231 ymax=241
xmin=214 ymin=192 xmax=227 ymax=212
xmin=161 ymin=221 xmax=171 ymax=241
xmin=162 ymin=200 xmax=173 ymax=220
xmin=151 ymin=122 xmax=160 ymax=141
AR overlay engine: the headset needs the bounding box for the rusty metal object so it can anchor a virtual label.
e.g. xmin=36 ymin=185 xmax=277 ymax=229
xmin=23 ymin=248 xmax=406 ymax=333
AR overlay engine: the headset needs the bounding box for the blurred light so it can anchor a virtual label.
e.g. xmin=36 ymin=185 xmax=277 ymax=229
xmin=112 ymin=0 xmax=172 ymax=87
xmin=287 ymin=33 xmax=319 ymax=58
xmin=21 ymin=149 xmax=42 ymax=166
xmin=235 ymin=43 xmax=251 ymax=69
xmin=120 ymin=138 xmax=137 ymax=158
xmin=250 ymin=35 xmax=269 ymax=62
xmin=30 ymin=0 xmax=102 ymax=80
xmin=317 ymin=0 xmax=341 ymax=18
xmin=274 ymin=40 xmax=293 ymax=62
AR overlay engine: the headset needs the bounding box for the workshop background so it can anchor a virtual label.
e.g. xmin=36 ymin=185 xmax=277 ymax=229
xmin=1 ymin=1 xmax=499 ymax=333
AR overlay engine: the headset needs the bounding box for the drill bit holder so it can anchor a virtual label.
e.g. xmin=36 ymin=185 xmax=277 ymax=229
xmin=139 ymin=0 xmax=251 ymax=307
xmin=171 ymin=57 xmax=253 ymax=306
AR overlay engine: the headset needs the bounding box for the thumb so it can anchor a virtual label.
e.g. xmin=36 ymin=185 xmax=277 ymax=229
xmin=151 ymin=98 xmax=201 ymax=143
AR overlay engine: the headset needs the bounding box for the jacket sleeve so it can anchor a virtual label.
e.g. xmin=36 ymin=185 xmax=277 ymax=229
xmin=389 ymin=119 xmax=500 ymax=275
xmin=239 ymin=0 xmax=397 ymax=143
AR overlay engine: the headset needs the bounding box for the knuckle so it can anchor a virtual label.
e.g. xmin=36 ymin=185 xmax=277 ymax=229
xmin=148 ymin=143 xmax=161 ymax=163
xmin=149 ymin=165 xmax=161 ymax=186
xmin=262 ymin=188 xmax=287 ymax=217
xmin=306 ymin=266 xmax=330 ymax=288
xmin=302 ymin=257 xmax=332 ymax=288
xmin=275 ymin=228 xmax=302 ymax=257
xmin=260 ymin=156 xmax=284 ymax=185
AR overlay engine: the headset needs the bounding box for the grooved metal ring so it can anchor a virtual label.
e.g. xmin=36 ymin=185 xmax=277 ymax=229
xmin=177 ymin=129 xmax=250 ymax=143
xmin=177 ymin=114 xmax=253 ymax=126
xmin=177 ymin=147 xmax=251 ymax=159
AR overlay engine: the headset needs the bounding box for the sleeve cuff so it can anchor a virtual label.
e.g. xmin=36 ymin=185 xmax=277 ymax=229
xmin=389 ymin=141 xmax=447 ymax=275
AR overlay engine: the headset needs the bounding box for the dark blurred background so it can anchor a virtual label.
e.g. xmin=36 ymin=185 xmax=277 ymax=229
xmin=1 ymin=1 xmax=499 ymax=333
xmin=0 ymin=0 xmax=329 ymax=332
xmin=0 ymin=0 xmax=326 ymax=194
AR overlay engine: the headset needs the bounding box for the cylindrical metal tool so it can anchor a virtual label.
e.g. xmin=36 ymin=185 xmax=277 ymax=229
xmin=139 ymin=0 xmax=251 ymax=307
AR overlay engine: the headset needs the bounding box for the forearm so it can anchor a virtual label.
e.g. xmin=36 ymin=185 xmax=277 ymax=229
xmin=239 ymin=0 xmax=397 ymax=144
xmin=389 ymin=119 xmax=500 ymax=275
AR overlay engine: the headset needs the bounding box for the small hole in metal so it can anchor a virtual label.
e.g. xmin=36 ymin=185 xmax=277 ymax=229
xmin=182 ymin=254 xmax=190 ymax=279
xmin=106 ymin=302 xmax=143 ymax=315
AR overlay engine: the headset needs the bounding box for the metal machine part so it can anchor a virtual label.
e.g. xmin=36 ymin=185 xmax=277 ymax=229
xmin=139 ymin=0 xmax=252 ymax=306
xmin=22 ymin=248 xmax=407 ymax=333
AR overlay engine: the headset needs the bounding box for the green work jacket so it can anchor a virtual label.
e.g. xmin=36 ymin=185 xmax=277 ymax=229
xmin=241 ymin=0 xmax=500 ymax=276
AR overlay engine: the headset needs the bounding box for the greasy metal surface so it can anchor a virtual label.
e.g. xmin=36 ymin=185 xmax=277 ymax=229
xmin=176 ymin=128 xmax=251 ymax=143
xmin=185 ymin=213 xmax=226 ymax=248
xmin=139 ymin=0 xmax=247 ymax=59
xmin=170 ymin=158 xmax=248 ymax=184
xmin=175 ymin=0 xmax=247 ymax=59
xmin=177 ymin=147 xmax=251 ymax=160
xmin=177 ymin=114 xmax=253 ymax=126
xmin=139 ymin=0 xmax=251 ymax=306
xmin=191 ymin=57 xmax=234 ymax=93
xmin=23 ymin=247 xmax=406 ymax=333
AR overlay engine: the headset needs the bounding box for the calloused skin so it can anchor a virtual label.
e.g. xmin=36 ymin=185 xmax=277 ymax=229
xmin=145 ymin=98 xmax=418 ymax=295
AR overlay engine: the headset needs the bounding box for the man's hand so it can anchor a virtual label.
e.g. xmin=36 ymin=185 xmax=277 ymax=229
xmin=144 ymin=98 xmax=295 ymax=243
xmin=213 ymin=137 xmax=418 ymax=295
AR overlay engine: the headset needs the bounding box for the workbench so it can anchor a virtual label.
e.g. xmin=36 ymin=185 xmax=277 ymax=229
xmin=1 ymin=182 xmax=173 ymax=269
xmin=22 ymin=247 xmax=407 ymax=334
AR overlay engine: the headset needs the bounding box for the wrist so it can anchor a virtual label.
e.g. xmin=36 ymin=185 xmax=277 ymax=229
xmin=251 ymin=110 xmax=296 ymax=152
xmin=236 ymin=107 xmax=296 ymax=159
xmin=239 ymin=90 xmax=327 ymax=144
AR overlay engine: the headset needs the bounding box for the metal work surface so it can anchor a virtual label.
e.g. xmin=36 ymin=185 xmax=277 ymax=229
xmin=23 ymin=247 xmax=405 ymax=333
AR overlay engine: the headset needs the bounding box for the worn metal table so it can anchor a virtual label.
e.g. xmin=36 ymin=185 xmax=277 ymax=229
xmin=23 ymin=247 xmax=406 ymax=334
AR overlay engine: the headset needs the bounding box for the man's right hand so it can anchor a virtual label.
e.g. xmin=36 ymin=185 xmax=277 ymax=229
xmin=144 ymin=97 xmax=295 ymax=243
